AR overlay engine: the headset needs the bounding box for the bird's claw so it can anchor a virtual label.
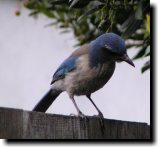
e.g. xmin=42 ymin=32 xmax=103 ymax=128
xmin=70 ymin=112 xmax=87 ymax=120
xmin=78 ymin=111 xmax=87 ymax=119
xmin=98 ymin=112 xmax=104 ymax=119
xmin=98 ymin=112 xmax=105 ymax=128
xmin=78 ymin=111 xmax=89 ymax=129
xmin=99 ymin=116 xmax=105 ymax=135
xmin=69 ymin=113 xmax=77 ymax=116
xmin=93 ymin=112 xmax=105 ymax=133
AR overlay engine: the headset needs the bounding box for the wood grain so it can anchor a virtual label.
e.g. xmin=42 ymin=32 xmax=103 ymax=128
xmin=0 ymin=107 xmax=150 ymax=139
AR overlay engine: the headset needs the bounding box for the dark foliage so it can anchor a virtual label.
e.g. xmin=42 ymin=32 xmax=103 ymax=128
xmin=22 ymin=0 xmax=150 ymax=73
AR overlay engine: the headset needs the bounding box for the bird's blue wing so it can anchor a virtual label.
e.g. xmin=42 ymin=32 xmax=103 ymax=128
xmin=51 ymin=56 xmax=78 ymax=84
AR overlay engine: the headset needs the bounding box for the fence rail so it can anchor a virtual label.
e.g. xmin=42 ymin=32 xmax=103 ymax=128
xmin=0 ymin=107 xmax=150 ymax=139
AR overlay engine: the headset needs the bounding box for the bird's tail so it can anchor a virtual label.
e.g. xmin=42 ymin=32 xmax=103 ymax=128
xmin=32 ymin=89 xmax=61 ymax=112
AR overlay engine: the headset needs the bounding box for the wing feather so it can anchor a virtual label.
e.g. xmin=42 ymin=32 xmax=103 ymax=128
xmin=51 ymin=44 xmax=90 ymax=84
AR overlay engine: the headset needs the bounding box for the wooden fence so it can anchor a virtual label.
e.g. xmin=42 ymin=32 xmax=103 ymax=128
xmin=0 ymin=107 xmax=150 ymax=139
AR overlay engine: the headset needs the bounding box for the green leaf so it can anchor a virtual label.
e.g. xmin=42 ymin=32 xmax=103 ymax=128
xmin=146 ymin=15 xmax=150 ymax=33
xmin=144 ymin=46 xmax=150 ymax=57
xmin=60 ymin=29 xmax=71 ymax=34
xmin=69 ymin=0 xmax=80 ymax=9
xmin=98 ymin=19 xmax=106 ymax=29
xmin=78 ymin=4 xmax=103 ymax=22
xmin=144 ymin=14 xmax=150 ymax=38
xmin=44 ymin=22 xmax=59 ymax=27
xmin=135 ymin=2 xmax=143 ymax=20
xmin=121 ymin=14 xmax=142 ymax=38
xmin=141 ymin=60 xmax=150 ymax=73
xmin=124 ymin=0 xmax=128 ymax=9
xmin=133 ymin=46 xmax=147 ymax=60
xmin=29 ymin=11 xmax=39 ymax=16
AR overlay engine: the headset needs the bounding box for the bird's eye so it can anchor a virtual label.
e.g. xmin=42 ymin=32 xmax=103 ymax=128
xmin=109 ymin=51 xmax=119 ymax=56
xmin=109 ymin=51 xmax=124 ymax=59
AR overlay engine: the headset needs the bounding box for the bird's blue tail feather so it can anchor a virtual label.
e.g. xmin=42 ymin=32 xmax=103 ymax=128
xmin=32 ymin=89 xmax=60 ymax=112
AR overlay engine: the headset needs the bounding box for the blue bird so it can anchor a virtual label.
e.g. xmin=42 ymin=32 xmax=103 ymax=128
xmin=33 ymin=32 xmax=134 ymax=120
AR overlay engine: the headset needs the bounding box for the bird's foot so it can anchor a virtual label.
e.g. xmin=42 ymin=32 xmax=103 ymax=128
xmin=94 ymin=112 xmax=105 ymax=134
xmin=98 ymin=112 xmax=105 ymax=128
xmin=98 ymin=111 xmax=104 ymax=119
xmin=69 ymin=113 xmax=77 ymax=117
xmin=78 ymin=111 xmax=89 ymax=129
xmin=78 ymin=111 xmax=87 ymax=119
xmin=69 ymin=112 xmax=88 ymax=120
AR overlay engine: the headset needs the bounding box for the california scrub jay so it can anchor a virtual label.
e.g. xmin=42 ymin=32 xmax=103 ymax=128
xmin=33 ymin=33 xmax=134 ymax=120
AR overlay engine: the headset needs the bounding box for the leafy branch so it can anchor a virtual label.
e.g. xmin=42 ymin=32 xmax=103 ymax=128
xmin=18 ymin=0 xmax=150 ymax=73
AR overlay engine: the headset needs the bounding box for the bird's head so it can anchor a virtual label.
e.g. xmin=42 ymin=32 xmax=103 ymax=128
xmin=92 ymin=33 xmax=135 ymax=67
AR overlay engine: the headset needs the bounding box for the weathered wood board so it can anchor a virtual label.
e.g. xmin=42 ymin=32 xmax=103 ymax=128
xmin=0 ymin=107 xmax=150 ymax=139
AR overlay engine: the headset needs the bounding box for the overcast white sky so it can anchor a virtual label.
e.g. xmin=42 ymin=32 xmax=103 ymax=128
xmin=0 ymin=0 xmax=150 ymax=124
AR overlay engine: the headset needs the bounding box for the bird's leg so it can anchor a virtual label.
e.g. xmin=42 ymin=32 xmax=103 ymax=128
xmin=87 ymin=95 xmax=104 ymax=118
xmin=69 ymin=95 xmax=86 ymax=119
xmin=69 ymin=95 xmax=88 ymax=129
xmin=86 ymin=95 xmax=105 ymax=129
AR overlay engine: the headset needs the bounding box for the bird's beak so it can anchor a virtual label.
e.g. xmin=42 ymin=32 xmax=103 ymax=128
xmin=121 ymin=53 xmax=135 ymax=67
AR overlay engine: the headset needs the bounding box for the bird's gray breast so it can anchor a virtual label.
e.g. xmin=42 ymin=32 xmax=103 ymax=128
xmin=87 ymin=61 xmax=116 ymax=93
xmin=64 ymin=54 xmax=115 ymax=96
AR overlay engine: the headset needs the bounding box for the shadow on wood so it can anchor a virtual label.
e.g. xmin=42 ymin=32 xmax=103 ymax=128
xmin=0 ymin=107 xmax=150 ymax=139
